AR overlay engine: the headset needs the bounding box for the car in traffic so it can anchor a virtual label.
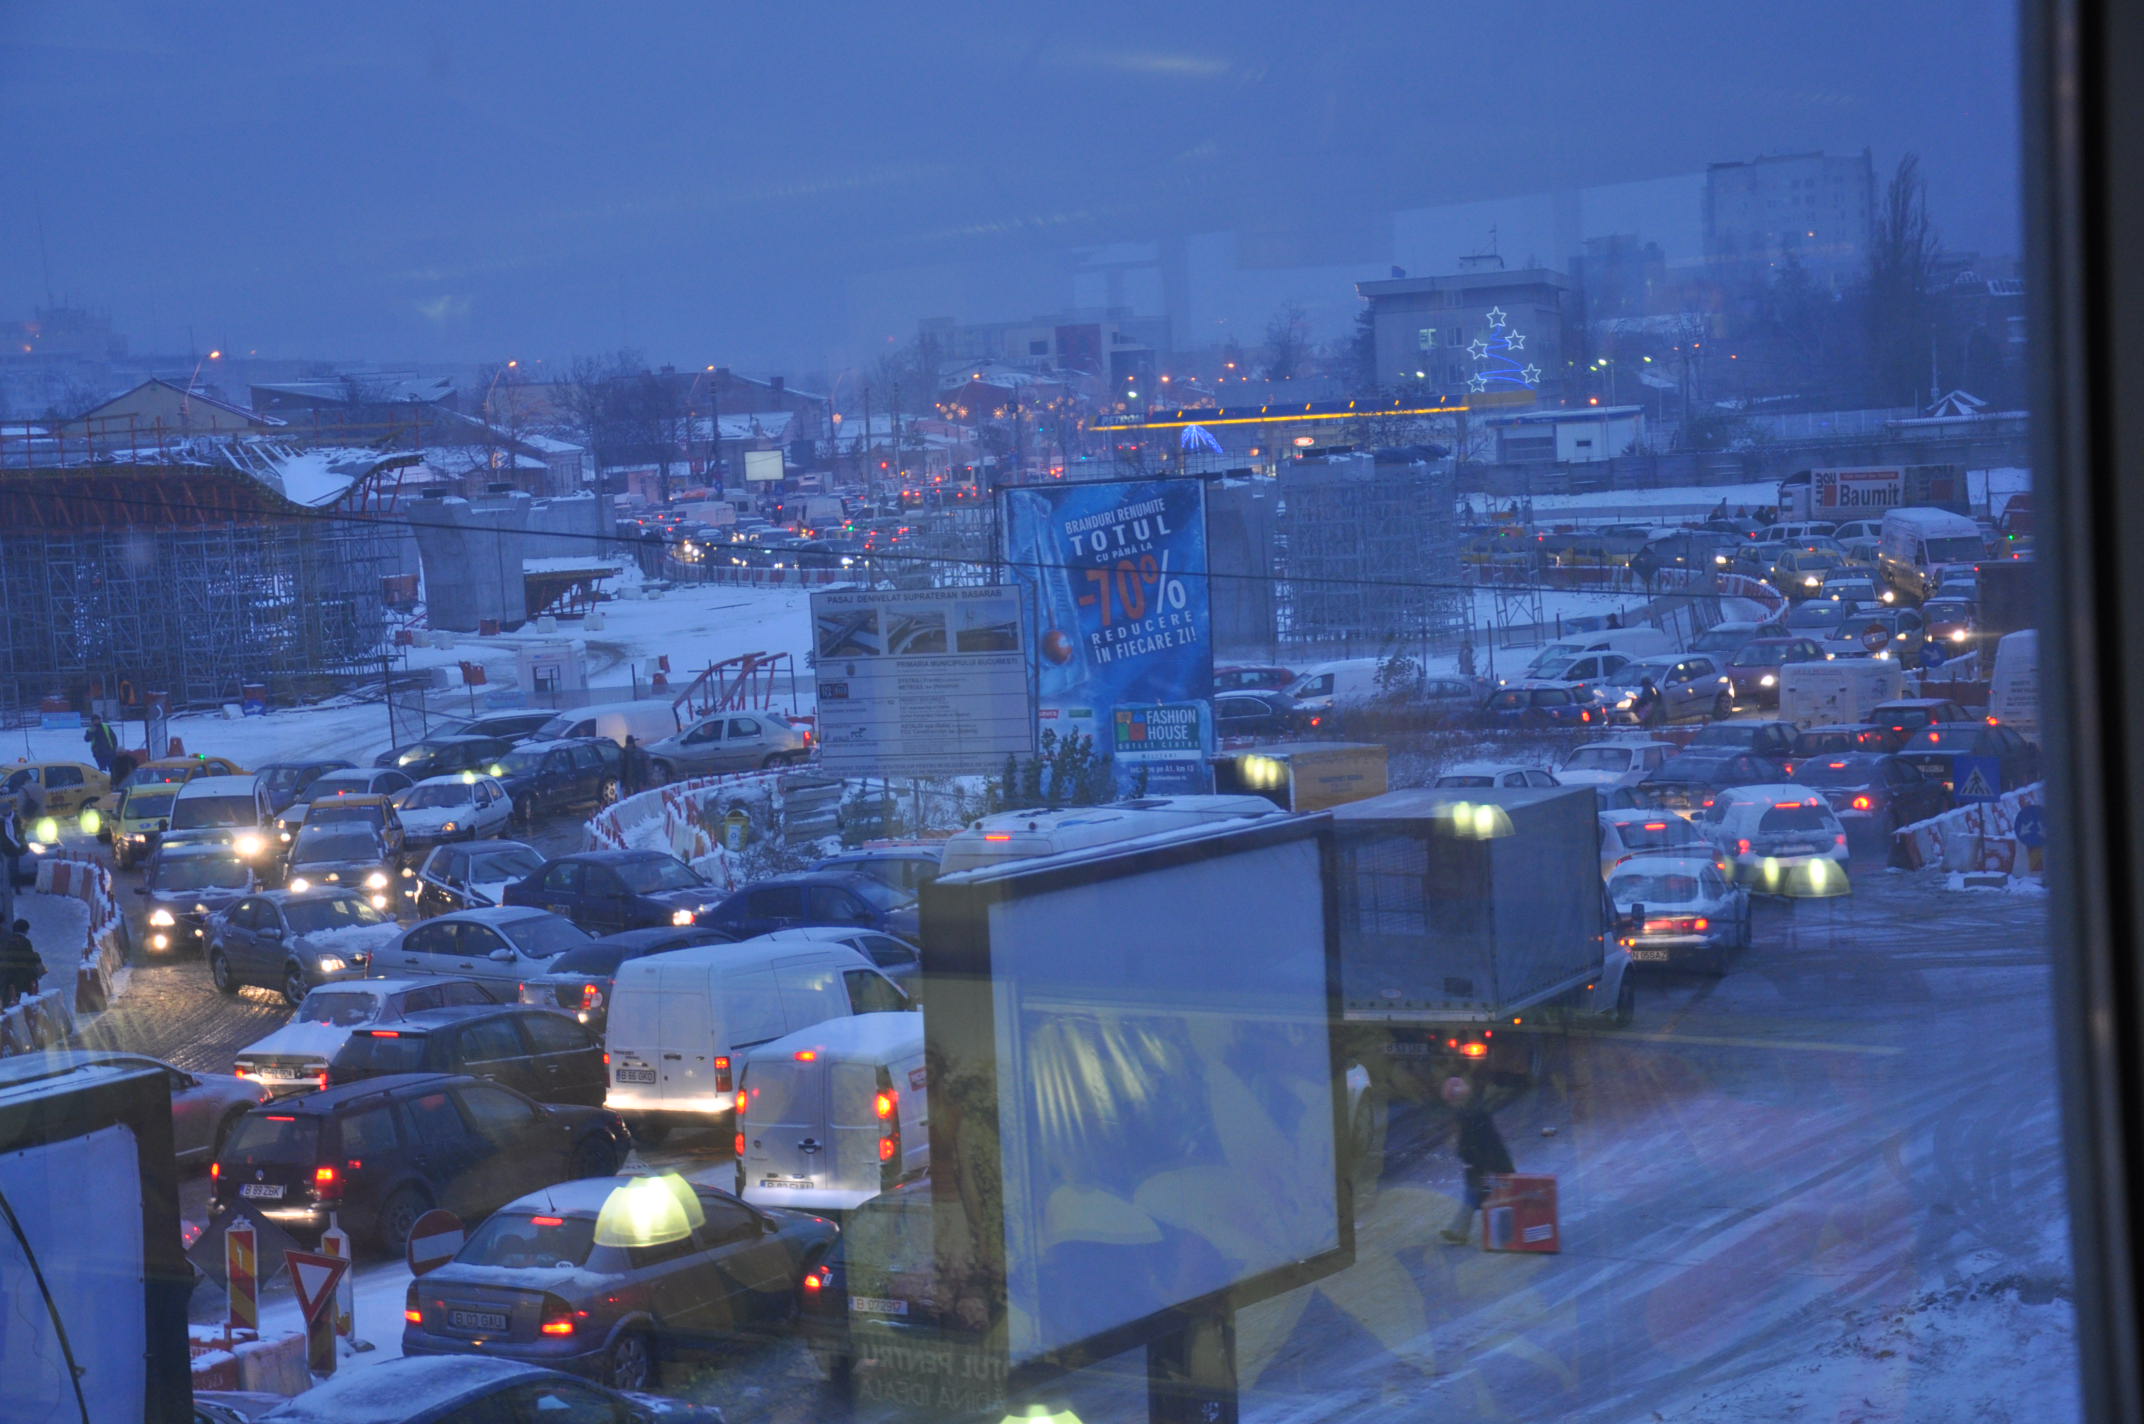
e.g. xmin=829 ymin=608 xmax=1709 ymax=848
xmin=1790 ymin=752 xmax=1952 ymax=832
xmin=1791 ymin=723 xmax=1903 ymax=757
xmin=479 ymin=738 xmax=624 ymax=824
xmin=1637 ymin=750 xmax=1787 ymax=817
xmin=250 ymin=1356 xmax=724 ymax=1424
xmin=300 ymin=792 xmax=408 ymax=864
xmin=1774 ymin=547 xmax=1845 ymax=599
xmin=1723 ymin=637 xmax=1827 ymax=708
xmin=210 ymin=1073 xmax=631 ymax=1252
xmin=423 ymin=709 xmax=560 ymax=744
xmin=1869 ymin=698 xmax=1974 ymax=739
xmin=1699 ymin=784 xmax=1852 ymax=882
xmin=1892 ymin=722 xmax=2042 ymax=797
xmin=396 ymin=774 xmax=515 ymax=849
xmin=1818 ymin=572 xmax=1882 ymax=606
xmin=810 ymin=844 xmax=944 ymax=896
xmin=327 ymin=1004 xmax=609 ymax=1107
xmin=502 ymin=850 xmax=728 ymax=935
xmin=0 ymin=760 xmax=110 ymax=823
xmin=399 ymin=1176 xmax=837 ymax=1390
xmin=1213 ymin=688 xmax=1311 ymax=739
xmin=517 ymin=925 xmax=741 ymax=1034
xmin=283 ymin=825 xmax=403 ymax=908
xmin=1557 ymin=738 xmax=1678 ymax=788
xmin=1821 ymin=606 xmax=1931 ymax=666
xmin=374 ymin=734 xmax=520 ymax=781
xmin=120 ymin=754 xmax=249 ymax=790
xmin=1479 ymin=684 xmax=1601 ymax=727
xmin=108 ymin=780 xmax=184 ymax=869
xmin=1596 ymin=654 xmax=1735 ymax=724
xmin=60 ymin=1051 xmax=270 ymax=1169
xmin=644 ymin=709 xmax=814 ymax=779
xmin=1922 ymin=596 xmax=1980 ymax=653
xmin=1598 ymin=809 xmax=1723 ymax=877
xmin=411 ymin=839 xmax=548 ymax=916
xmin=234 ymin=977 xmax=505 ymax=1093
xmin=1607 ymin=855 xmax=1752 ymax=975
xmin=1213 ymin=662 xmax=1297 ymax=693
xmin=754 ymin=924 xmax=922 ymax=1004
xmin=1688 ymin=620 xmax=1783 ymax=660
xmin=1433 ymin=763 xmax=1560 ymax=790
xmin=1688 ymin=719 xmax=1800 ymax=767
xmin=134 ymin=841 xmax=256 ymax=955
xmin=374 ymin=906 xmax=595 ymax=991
xmin=695 ymin=871 xmax=922 ymax=942
xmin=304 ymin=767 xmax=417 ymax=802
xmin=253 ymin=759 xmax=355 ymax=814
xmin=164 ymin=774 xmax=277 ymax=863
xmin=207 ymin=889 xmax=404 ymax=1005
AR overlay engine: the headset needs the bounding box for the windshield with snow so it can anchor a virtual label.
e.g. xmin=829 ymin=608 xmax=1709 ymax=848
xmin=402 ymin=782 xmax=476 ymax=809
xmin=284 ymin=896 xmax=390 ymax=934
xmin=296 ymin=990 xmax=386 ymax=1027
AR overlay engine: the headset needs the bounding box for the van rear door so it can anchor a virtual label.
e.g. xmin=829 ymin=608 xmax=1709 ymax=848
xmin=741 ymin=1056 xmax=827 ymax=1196
xmin=656 ymin=964 xmax=717 ymax=1110
xmin=603 ymin=976 xmax=665 ymax=1111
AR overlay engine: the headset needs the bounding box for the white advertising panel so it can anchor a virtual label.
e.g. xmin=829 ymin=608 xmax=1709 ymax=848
xmin=811 ymin=585 xmax=1033 ymax=776
xmin=744 ymin=448 xmax=785 ymax=482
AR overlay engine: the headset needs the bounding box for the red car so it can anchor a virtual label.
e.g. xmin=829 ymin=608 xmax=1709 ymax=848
xmin=1215 ymin=663 xmax=1297 ymax=693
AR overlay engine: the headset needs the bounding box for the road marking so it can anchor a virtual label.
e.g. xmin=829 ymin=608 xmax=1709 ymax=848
xmin=1612 ymin=1029 xmax=1904 ymax=1056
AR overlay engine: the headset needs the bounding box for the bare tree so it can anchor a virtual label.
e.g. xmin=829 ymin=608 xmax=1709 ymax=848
xmin=1865 ymin=153 xmax=1943 ymax=408
xmin=1262 ymin=301 xmax=1311 ymax=381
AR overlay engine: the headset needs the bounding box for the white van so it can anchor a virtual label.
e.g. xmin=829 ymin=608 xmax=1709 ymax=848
xmin=533 ymin=698 xmax=681 ymax=748
xmin=1779 ymin=659 xmax=1904 ymax=729
xmin=1283 ymin=658 xmax=1393 ymax=713
xmin=1514 ymin=627 xmax=1673 ymax=686
xmin=1877 ymin=508 xmax=1984 ymax=601
xmin=1989 ymin=629 xmax=2039 ymax=740
xmin=735 ymin=1012 xmax=927 ymax=1213
xmin=167 ymin=774 xmax=276 ymax=854
xmin=604 ymin=938 xmax=909 ymax=1129
xmin=937 ymin=795 xmax=1279 ymax=874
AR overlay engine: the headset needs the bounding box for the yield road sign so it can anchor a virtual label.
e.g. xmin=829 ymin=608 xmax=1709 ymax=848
xmin=287 ymin=1249 xmax=350 ymax=1325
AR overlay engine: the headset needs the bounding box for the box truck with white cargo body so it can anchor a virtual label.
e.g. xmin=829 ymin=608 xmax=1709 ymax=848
xmin=1328 ymin=785 xmax=1634 ymax=1083
xmin=1777 ymin=465 xmax=1969 ymax=522
xmin=735 ymin=1011 xmax=928 ymax=1213
xmin=1780 ymin=658 xmax=1905 ymax=730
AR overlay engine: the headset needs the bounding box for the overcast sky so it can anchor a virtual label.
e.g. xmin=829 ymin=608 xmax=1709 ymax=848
xmin=1 ymin=2 xmax=2021 ymax=375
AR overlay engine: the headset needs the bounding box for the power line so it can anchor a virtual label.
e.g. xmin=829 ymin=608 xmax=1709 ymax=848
xmin=2 ymin=484 xmax=1669 ymax=602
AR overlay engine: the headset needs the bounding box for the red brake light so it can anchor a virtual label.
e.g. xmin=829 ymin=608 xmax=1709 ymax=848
xmin=735 ymin=1132 xmax=746 ymax=1156
xmin=540 ymin=1318 xmax=576 ymax=1336
xmin=1458 ymin=1042 xmax=1490 ymax=1058
xmin=1309 ymin=715 xmax=1322 ymax=727
xmin=1737 ymin=839 xmax=1752 ymax=854
xmin=265 ymin=1114 xmax=296 ymax=1122
xmin=210 ymin=1162 xmax=219 ymax=1180
xmin=531 ymin=1216 xmax=564 ymax=1227
xmin=1693 ymin=917 xmax=1710 ymax=931
xmin=1851 ymin=795 xmax=1873 ymax=810
xmin=538 ymin=1297 xmax=585 ymax=1336
xmin=369 ymin=1030 xmax=401 ymax=1038
xmin=875 ymin=1090 xmax=897 ymax=1120
xmin=795 ymin=1050 xmax=818 ymax=1062
xmin=581 ymin=983 xmax=602 ymax=1009
xmin=315 ymin=1165 xmax=336 ymax=1184
xmin=1828 ymin=761 xmax=1848 ymax=769
xmin=982 ymin=833 xmax=1013 ymax=842
xmin=714 ymin=1056 xmax=732 ymax=1094
xmin=879 ymin=1135 xmax=898 ymax=1161
xmin=1643 ymin=822 xmax=1668 ymax=831
xmin=803 ymin=1268 xmax=826 ymax=1292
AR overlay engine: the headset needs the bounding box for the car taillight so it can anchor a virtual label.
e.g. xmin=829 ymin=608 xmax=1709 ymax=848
xmin=803 ymin=1266 xmax=828 ymax=1292
xmin=210 ymin=1162 xmax=219 ymax=1181
xmin=314 ymin=1165 xmax=341 ymax=1201
xmin=1836 ymin=834 xmax=1848 ymax=847
xmin=1851 ymin=795 xmax=1872 ymax=811
xmin=876 ymin=1090 xmax=897 ymax=1120
xmin=538 ymin=1295 xmax=585 ymax=1336
xmin=715 ymin=1056 xmax=732 ymax=1094
xmin=1458 ymin=1042 xmax=1490 ymax=1059
xmin=405 ymin=1282 xmax=422 ymax=1326
xmin=879 ymin=1134 xmax=897 ymax=1162
xmin=1737 ymin=839 xmax=1751 ymax=855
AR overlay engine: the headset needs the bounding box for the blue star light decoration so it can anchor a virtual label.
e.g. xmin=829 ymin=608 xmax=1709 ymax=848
xmin=1467 ymin=307 xmax=1541 ymax=394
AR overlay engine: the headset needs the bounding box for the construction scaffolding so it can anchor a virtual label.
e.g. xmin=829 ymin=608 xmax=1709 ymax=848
xmin=1275 ymin=452 xmax=1467 ymax=663
xmin=0 ymin=455 xmax=402 ymax=717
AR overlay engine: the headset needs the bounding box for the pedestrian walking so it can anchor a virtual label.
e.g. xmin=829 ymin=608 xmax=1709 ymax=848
xmin=0 ymin=918 xmax=44 ymax=1008
xmin=0 ymin=808 xmax=22 ymax=929
xmin=620 ymin=735 xmax=647 ymax=795
xmin=1440 ymin=1075 xmax=1514 ymax=1244
xmin=85 ymin=716 xmax=119 ymax=774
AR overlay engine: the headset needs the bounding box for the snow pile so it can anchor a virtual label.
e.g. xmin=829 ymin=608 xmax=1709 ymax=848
xmin=1651 ymin=1277 xmax=2079 ymax=1423
xmin=300 ymin=921 xmax=407 ymax=956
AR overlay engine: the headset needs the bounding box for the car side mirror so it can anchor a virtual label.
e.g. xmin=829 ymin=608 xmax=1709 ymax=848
xmin=260 ymin=927 xmax=283 ymax=941
xmin=488 ymin=948 xmax=514 ymax=962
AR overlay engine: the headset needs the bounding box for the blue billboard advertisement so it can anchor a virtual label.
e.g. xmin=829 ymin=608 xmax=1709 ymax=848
xmin=1002 ymin=477 xmax=1214 ymax=794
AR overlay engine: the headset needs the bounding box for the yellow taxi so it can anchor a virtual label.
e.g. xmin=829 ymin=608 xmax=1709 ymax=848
xmin=0 ymin=761 xmax=113 ymax=824
xmin=107 ymin=780 xmax=187 ymax=870
xmin=121 ymin=754 xmax=249 ymax=790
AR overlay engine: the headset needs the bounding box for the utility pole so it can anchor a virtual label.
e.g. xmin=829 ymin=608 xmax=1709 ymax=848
xmin=862 ymin=384 xmax=874 ymax=507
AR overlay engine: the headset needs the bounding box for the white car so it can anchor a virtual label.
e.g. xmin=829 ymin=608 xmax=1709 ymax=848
xmin=1607 ymin=855 xmax=1752 ymax=975
xmin=1433 ymin=763 xmax=1561 ymax=790
xmin=393 ymin=774 xmax=515 ymax=848
xmin=1561 ymin=739 xmax=1679 ymax=787
xmin=1698 ymin=783 xmax=1852 ymax=890
xmin=231 ymin=977 xmax=502 ymax=1093
xmin=1599 ymin=809 xmax=1721 ymax=878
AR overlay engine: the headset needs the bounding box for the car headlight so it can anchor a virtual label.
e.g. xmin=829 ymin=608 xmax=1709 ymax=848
xmin=671 ymin=909 xmax=696 ymax=926
xmin=279 ymin=830 xmax=292 ymax=842
xmin=401 ymin=866 xmax=415 ymax=877
xmin=1950 ymin=629 xmax=1967 ymax=642
xmin=314 ymin=956 xmax=347 ymax=973
xmin=150 ymin=933 xmax=170 ymax=950
xmin=1803 ymin=576 xmax=1819 ymax=588
xmin=233 ymin=834 xmax=265 ymax=857
xmin=365 ymin=872 xmax=389 ymax=889
xmin=369 ymin=894 xmax=389 ymax=910
xmin=1760 ymin=674 xmax=1777 ymax=687
xmin=288 ymin=877 xmax=312 ymax=893
xmin=148 ymin=908 xmax=176 ymax=927
xmin=439 ymin=821 xmax=458 ymax=834
xmin=129 ymin=833 xmax=148 ymax=843
xmin=79 ymin=808 xmax=102 ymax=837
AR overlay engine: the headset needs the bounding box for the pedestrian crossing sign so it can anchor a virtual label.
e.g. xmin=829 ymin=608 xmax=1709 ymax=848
xmin=1954 ymin=757 xmax=2001 ymax=804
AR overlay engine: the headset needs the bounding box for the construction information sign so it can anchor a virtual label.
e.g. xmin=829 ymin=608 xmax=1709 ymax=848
xmin=811 ymin=585 xmax=1034 ymax=777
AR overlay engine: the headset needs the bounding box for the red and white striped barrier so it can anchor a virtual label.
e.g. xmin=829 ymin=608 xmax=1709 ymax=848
xmin=1893 ymin=783 xmax=2044 ymax=874
xmin=0 ymin=852 xmax=125 ymax=1055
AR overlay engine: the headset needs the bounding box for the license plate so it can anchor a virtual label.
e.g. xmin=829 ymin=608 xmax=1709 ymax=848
xmin=448 ymin=1309 xmax=509 ymax=1333
xmin=852 ymin=1296 xmax=910 ymax=1317
xmin=267 ymin=1067 xmax=315 ymax=1080
xmin=614 ymin=1067 xmax=657 ymax=1084
xmin=1629 ymin=949 xmax=1671 ymax=962
xmin=238 ymin=1183 xmax=284 ymax=1199
xmin=1772 ymin=844 xmax=1816 ymax=856
xmin=759 ymin=1176 xmax=812 ymax=1189
xmin=1381 ymin=1041 xmax=1431 ymax=1057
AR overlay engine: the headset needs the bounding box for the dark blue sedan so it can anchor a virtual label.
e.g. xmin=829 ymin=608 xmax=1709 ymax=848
xmin=698 ymin=871 xmax=921 ymax=941
xmin=500 ymin=850 xmax=726 ymax=935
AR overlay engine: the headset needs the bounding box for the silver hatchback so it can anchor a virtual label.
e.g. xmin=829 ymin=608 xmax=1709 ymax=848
xmin=644 ymin=711 xmax=813 ymax=780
